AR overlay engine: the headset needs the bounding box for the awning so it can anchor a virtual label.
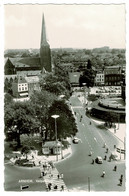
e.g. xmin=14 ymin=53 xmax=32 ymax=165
xmin=20 ymin=93 xmax=28 ymax=96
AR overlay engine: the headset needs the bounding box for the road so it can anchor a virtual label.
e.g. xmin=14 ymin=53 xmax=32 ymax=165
xmin=55 ymin=95 xmax=125 ymax=191
xmin=4 ymin=164 xmax=46 ymax=191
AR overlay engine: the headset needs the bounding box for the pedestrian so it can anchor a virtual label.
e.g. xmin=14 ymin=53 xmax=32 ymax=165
xmin=61 ymin=173 xmax=64 ymax=179
xmin=48 ymin=183 xmax=52 ymax=191
xmin=120 ymin=174 xmax=123 ymax=180
xmin=89 ymin=121 xmax=91 ymax=125
xmin=119 ymin=178 xmax=122 ymax=186
xmin=92 ymin=159 xmax=94 ymax=164
xmin=89 ymin=151 xmax=92 ymax=156
xmin=106 ymin=148 xmax=108 ymax=153
xmin=102 ymin=170 xmax=105 ymax=178
xmin=103 ymin=143 xmax=106 ymax=148
xmin=109 ymin=155 xmax=112 ymax=162
xmin=57 ymin=173 xmax=60 ymax=179
xmin=42 ymin=171 xmax=45 ymax=176
xmin=104 ymin=155 xmax=107 ymax=160
xmin=61 ymin=185 xmax=64 ymax=191
xmin=74 ymin=112 xmax=76 ymax=115
xmin=54 ymin=185 xmax=58 ymax=190
xmin=114 ymin=144 xmax=116 ymax=149
xmin=114 ymin=165 xmax=117 ymax=171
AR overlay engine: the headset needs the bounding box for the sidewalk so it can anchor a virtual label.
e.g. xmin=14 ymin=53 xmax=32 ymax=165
xmin=92 ymin=118 xmax=125 ymax=145
xmin=41 ymin=166 xmax=68 ymax=191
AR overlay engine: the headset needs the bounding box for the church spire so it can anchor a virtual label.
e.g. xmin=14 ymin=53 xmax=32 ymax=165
xmin=40 ymin=14 xmax=51 ymax=72
xmin=40 ymin=13 xmax=47 ymax=46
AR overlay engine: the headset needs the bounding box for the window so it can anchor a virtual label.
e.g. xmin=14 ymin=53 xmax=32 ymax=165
xmin=19 ymin=88 xmax=21 ymax=91
xmin=25 ymin=87 xmax=27 ymax=90
xmin=22 ymin=87 xmax=24 ymax=90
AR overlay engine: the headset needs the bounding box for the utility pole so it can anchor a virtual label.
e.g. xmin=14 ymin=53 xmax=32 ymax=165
xmin=88 ymin=177 xmax=90 ymax=192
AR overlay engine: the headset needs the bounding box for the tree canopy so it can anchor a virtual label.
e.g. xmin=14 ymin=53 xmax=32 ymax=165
xmin=4 ymin=100 xmax=40 ymax=147
xmin=47 ymin=100 xmax=78 ymax=140
xmin=39 ymin=73 xmax=70 ymax=99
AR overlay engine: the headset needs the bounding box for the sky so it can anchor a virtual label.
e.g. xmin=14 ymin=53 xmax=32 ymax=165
xmin=4 ymin=4 xmax=126 ymax=49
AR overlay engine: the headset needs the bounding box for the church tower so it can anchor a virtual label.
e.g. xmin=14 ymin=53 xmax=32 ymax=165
xmin=40 ymin=14 xmax=51 ymax=72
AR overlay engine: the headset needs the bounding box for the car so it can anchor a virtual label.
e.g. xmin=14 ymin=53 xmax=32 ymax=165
xmin=95 ymin=156 xmax=103 ymax=164
xmin=73 ymin=137 xmax=79 ymax=144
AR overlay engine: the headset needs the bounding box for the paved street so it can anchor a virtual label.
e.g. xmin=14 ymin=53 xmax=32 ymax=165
xmin=55 ymin=95 xmax=125 ymax=191
xmin=4 ymin=164 xmax=46 ymax=191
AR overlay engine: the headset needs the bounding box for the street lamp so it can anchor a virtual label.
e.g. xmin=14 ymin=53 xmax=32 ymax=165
xmin=59 ymin=94 xmax=65 ymax=99
xmin=51 ymin=114 xmax=60 ymax=161
xmin=82 ymin=83 xmax=87 ymax=108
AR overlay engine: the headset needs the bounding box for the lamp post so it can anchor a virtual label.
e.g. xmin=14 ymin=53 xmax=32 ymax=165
xmin=82 ymin=83 xmax=87 ymax=108
xmin=88 ymin=177 xmax=90 ymax=192
xmin=51 ymin=115 xmax=60 ymax=161
xmin=59 ymin=94 xmax=65 ymax=99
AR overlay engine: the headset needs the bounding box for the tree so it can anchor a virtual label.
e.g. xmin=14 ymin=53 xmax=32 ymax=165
xmin=47 ymin=100 xmax=78 ymax=140
xmin=4 ymin=93 xmax=13 ymax=105
xmin=39 ymin=73 xmax=70 ymax=99
xmin=87 ymin=59 xmax=92 ymax=69
xmin=4 ymin=101 xmax=40 ymax=147
xmin=79 ymin=59 xmax=96 ymax=88
xmin=79 ymin=68 xmax=96 ymax=88
xmin=30 ymin=90 xmax=57 ymax=138
xmin=21 ymin=145 xmax=31 ymax=159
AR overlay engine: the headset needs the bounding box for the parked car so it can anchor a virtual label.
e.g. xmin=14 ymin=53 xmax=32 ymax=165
xmin=95 ymin=156 xmax=103 ymax=164
xmin=73 ymin=137 xmax=79 ymax=144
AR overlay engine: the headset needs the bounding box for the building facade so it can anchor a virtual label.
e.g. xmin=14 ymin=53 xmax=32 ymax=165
xmin=104 ymin=66 xmax=122 ymax=86
xmin=42 ymin=141 xmax=62 ymax=155
xmin=25 ymin=76 xmax=41 ymax=96
xmin=12 ymin=76 xmax=28 ymax=98
xmin=94 ymin=69 xmax=105 ymax=86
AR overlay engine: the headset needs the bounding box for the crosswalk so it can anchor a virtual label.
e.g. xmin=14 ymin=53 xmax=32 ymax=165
xmin=43 ymin=167 xmax=68 ymax=191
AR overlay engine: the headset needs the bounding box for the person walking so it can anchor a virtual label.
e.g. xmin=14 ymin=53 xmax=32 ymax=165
xmin=92 ymin=159 xmax=94 ymax=164
xmin=61 ymin=173 xmax=64 ymax=179
xmin=104 ymin=155 xmax=107 ymax=160
xmin=102 ymin=170 xmax=105 ymax=178
xmin=114 ymin=165 xmax=117 ymax=171
xmin=119 ymin=178 xmax=123 ymax=186
xmin=57 ymin=173 xmax=60 ymax=179
xmin=61 ymin=185 xmax=64 ymax=191
xmin=103 ymin=143 xmax=106 ymax=148
xmin=48 ymin=183 xmax=52 ymax=191
xmin=54 ymin=184 xmax=58 ymax=191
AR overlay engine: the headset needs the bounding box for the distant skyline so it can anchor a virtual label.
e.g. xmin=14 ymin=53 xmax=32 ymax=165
xmin=4 ymin=4 xmax=126 ymax=49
